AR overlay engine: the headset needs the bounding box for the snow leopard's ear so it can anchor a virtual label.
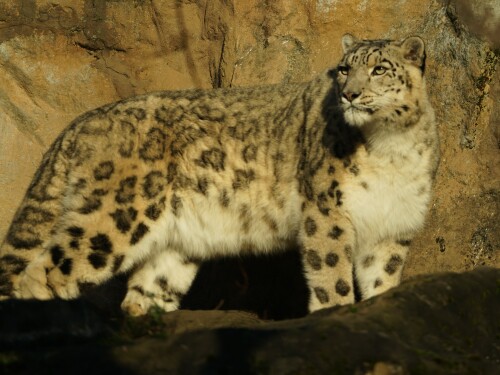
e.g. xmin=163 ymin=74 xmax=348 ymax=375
xmin=400 ymin=36 xmax=426 ymax=72
xmin=341 ymin=34 xmax=359 ymax=53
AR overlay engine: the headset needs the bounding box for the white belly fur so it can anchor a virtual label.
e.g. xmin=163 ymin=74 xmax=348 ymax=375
xmin=130 ymin=184 xmax=303 ymax=263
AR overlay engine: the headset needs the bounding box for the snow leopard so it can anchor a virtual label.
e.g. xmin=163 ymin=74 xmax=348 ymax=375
xmin=0 ymin=34 xmax=439 ymax=316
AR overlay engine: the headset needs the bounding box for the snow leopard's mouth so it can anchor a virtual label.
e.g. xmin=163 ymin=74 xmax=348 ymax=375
xmin=343 ymin=103 xmax=376 ymax=114
xmin=342 ymin=106 xmax=373 ymax=126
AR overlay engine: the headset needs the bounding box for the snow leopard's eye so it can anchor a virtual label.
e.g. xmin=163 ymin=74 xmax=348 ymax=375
xmin=338 ymin=66 xmax=350 ymax=76
xmin=371 ymin=66 xmax=387 ymax=76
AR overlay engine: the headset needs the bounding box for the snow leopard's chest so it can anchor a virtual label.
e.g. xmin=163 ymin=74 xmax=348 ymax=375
xmin=342 ymin=150 xmax=432 ymax=246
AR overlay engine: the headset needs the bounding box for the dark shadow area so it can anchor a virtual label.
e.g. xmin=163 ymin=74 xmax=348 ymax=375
xmin=181 ymin=247 xmax=309 ymax=320
xmin=78 ymin=247 xmax=310 ymax=320
xmin=174 ymin=0 xmax=203 ymax=88
xmin=0 ymin=299 xmax=106 ymax=349
xmin=0 ymin=298 xmax=133 ymax=375
xmin=195 ymin=329 xmax=279 ymax=375
xmin=0 ymin=249 xmax=308 ymax=374
xmin=321 ymin=68 xmax=365 ymax=159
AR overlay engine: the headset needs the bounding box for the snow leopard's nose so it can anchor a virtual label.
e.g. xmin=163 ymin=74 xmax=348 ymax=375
xmin=342 ymin=91 xmax=360 ymax=102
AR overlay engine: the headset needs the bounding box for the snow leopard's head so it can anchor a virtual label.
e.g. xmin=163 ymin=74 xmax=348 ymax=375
xmin=335 ymin=34 xmax=426 ymax=128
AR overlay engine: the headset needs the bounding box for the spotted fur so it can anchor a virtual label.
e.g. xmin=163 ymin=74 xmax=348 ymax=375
xmin=0 ymin=35 xmax=439 ymax=315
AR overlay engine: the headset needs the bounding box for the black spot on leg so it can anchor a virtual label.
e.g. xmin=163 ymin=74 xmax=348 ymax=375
xmin=59 ymin=258 xmax=73 ymax=275
xmin=348 ymin=164 xmax=360 ymax=176
xmin=384 ymin=254 xmax=403 ymax=275
xmin=306 ymin=250 xmax=322 ymax=270
xmin=67 ymin=226 xmax=85 ymax=238
xmin=0 ymin=255 xmax=28 ymax=275
xmin=328 ymin=225 xmax=344 ymax=240
xmin=325 ymin=252 xmax=339 ymax=267
xmin=316 ymin=192 xmax=330 ymax=216
xmin=374 ymin=278 xmax=383 ymax=288
xmin=88 ymin=253 xmax=107 ymax=269
xmin=328 ymin=180 xmax=339 ymax=198
xmin=90 ymin=234 xmax=113 ymax=253
xmin=69 ymin=240 xmax=80 ymax=250
xmin=93 ymin=161 xmax=114 ymax=181
xmin=314 ymin=287 xmax=329 ymax=304
xmin=328 ymin=165 xmax=335 ymax=175
xmin=335 ymin=278 xmax=351 ymax=296
xmin=66 ymin=226 xmax=85 ymax=250
xmin=304 ymin=217 xmax=317 ymax=236
xmin=50 ymin=245 xmax=64 ymax=265
xmin=112 ymin=255 xmax=125 ymax=273
xmin=344 ymin=245 xmax=353 ymax=263
xmin=130 ymin=223 xmax=149 ymax=245
xmin=335 ymin=190 xmax=343 ymax=206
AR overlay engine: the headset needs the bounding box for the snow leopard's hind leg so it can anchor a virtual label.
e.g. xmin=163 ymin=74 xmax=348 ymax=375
xmin=0 ymin=133 xmax=70 ymax=300
xmin=121 ymin=249 xmax=199 ymax=316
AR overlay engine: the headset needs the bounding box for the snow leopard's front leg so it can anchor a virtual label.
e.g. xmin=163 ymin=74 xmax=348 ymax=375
xmin=354 ymin=239 xmax=410 ymax=300
xmin=300 ymin=202 xmax=356 ymax=312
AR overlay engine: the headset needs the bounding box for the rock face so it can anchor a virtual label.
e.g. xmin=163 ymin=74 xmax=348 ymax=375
xmin=1 ymin=268 xmax=499 ymax=374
